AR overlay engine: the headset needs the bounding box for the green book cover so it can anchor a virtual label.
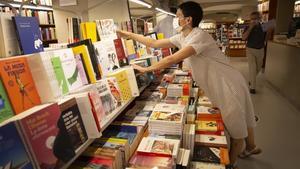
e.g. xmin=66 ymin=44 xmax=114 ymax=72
xmin=51 ymin=57 xmax=69 ymax=94
xmin=0 ymin=78 xmax=14 ymax=123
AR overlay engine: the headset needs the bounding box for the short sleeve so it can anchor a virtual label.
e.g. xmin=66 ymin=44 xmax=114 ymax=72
xmin=169 ymin=34 xmax=181 ymax=48
xmin=187 ymin=32 xmax=214 ymax=55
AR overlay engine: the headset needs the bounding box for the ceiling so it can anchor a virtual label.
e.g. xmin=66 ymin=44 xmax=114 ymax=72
xmin=129 ymin=0 xmax=258 ymax=22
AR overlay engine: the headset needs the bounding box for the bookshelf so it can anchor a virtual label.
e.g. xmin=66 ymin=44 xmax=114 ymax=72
xmin=0 ymin=0 xmax=57 ymax=47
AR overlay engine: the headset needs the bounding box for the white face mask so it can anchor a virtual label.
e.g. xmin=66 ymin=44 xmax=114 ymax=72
xmin=173 ymin=17 xmax=183 ymax=33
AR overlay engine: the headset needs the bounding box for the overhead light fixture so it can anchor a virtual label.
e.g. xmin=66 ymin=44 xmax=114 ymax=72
xmin=129 ymin=0 xmax=151 ymax=8
xmin=155 ymin=7 xmax=176 ymax=16
xmin=0 ymin=2 xmax=53 ymax=10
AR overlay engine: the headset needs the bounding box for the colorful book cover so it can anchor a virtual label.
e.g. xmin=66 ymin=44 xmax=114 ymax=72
xmin=93 ymin=41 xmax=111 ymax=77
xmin=107 ymin=69 xmax=132 ymax=102
xmin=88 ymin=90 xmax=106 ymax=131
xmin=0 ymin=122 xmax=34 ymax=169
xmin=19 ymin=103 xmax=74 ymax=169
xmin=99 ymin=19 xmax=117 ymax=40
xmin=71 ymin=45 xmax=97 ymax=83
xmin=0 ymin=78 xmax=13 ymax=123
xmin=74 ymin=53 xmax=89 ymax=85
xmin=12 ymin=16 xmax=43 ymax=54
xmin=0 ymin=13 xmax=20 ymax=57
xmin=101 ymin=39 xmax=120 ymax=72
xmin=193 ymin=146 xmax=230 ymax=165
xmin=58 ymin=98 xmax=88 ymax=151
xmin=51 ymin=56 xmax=69 ymax=94
xmin=114 ymin=38 xmax=128 ymax=67
xmin=195 ymin=134 xmax=227 ymax=148
xmin=106 ymin=77 xmax=122 ymax=106
xmin=54 ymin=49 xmax=84 ymax=91
xmin=129 ymin=153 xmax=174 ymax=169
xmin=124 ymin=39 xmax=136 ymax=56
xmin=68 ymin=39 xmax=101 ymax=80
xmin=0 ymin=57 xmax=41 ymax=114
xmin=71 ymin=156 xmax=113 ymax=169
xmin=95 ymin=79 xmax=119 ymax=116
xmin=85 ymin=22 xmax=97 ymax=43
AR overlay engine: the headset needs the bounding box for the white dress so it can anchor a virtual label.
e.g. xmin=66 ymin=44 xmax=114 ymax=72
xmin=170 ymin=28 xmax=256 ymax=139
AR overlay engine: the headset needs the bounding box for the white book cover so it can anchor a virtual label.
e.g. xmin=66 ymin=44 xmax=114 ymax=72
xmin=182 ymin=149 xmax=190 ymax=166
xmin=195 ymin=134 xmax=227 ymax=146
xmin=122 ymin=66 xmax=139 ymax=97
xmin=191 ymin=162 xmax=225 ymax=169
xmin=0 ymin=13 xmax=20 ymax=57
xmin=153 ymin=103 xmax=186 ymax=114
xmin=197 ymin=106 xmax=213 ymax=114
xmin=66 ymin=93 xmax=102 ymax=139
xmin=198 ymin=96 xmax=212 ymax=107
xmin=137 ymin=137 xmax=180 ymax=158
xmin=93 ymin=41 xmax=111 ymax=76
xmin=101 ymin=39 xmax=120 ymax=72
xmin=26 ymin=51 xmax=62 ymax=103
xmin=53 ymin=48 xmax=84 ymax=91
xmin=99 ymin=19 xmax=117 ymax=40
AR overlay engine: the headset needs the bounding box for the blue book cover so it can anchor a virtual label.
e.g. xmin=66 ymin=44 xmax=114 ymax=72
xmin=13 ymin=16 xmax=44 ymax=54
xmin=0 ymin=122 xmax=34 ymax=169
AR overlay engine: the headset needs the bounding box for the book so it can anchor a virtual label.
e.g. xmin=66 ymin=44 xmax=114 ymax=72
xmin=93 ymin=41 xmax=110 ymax=77
xmin=98 ymin=19 xmax=117 ymax=40
xmin=195 ymin=120 xmax=225 ymax=135
xmin=197 ymin=106 xmax=222 ymax=120
xmin=107 ymin=69 xmax=133 ymax=102
xmin=71 ymin=45 xmax=97 ymax=83
xmin=68 ymin=39 xmax=101 ymax=80
xmin=27 ymin=51 xmax=63 ymax=103
xmin=51 ymin=56 xmax=69 ymax=95
xmin=0 ymin=57 xmax=41 ymax=114
xmin=167 ymin=83 xmax=190 ymax=97
xmin=191 ymin=162 xmax=225 ymax=169
xmin=12 ymin=16 xmax=43 ymax=54
xmin=53 ymin=48 xmax=84 ymax=92
xmin=0 ymin=78 xmax=13 ymax=123
xmin=0 ymin=13 xmax=20 ymax=57
xmin=198 ymin=96 xmax=213 ymax=107
xmin=124 ymin=39 xmax=137 ymax=61
xmin=80 ymin=22 xmax=97 ymax=42
xmin=129 ymin=153 xmax=174 ymax=169
xmin=13 ymin=103 xmax=76 ymax=168
xmin=71 ymin=156 xmax=113 ymax=169
xmin=74 ymin=53 xmax=89 ymax=85
xmin=95 ymin=79 xmax=120 ymax=116
xmin=66 ymin=93 xmax=102 ymax=139
xmin=195 ymin=134 xmax=228 ymax=148
xmin=114 ymin=38 xmax=129 ymax=67
xmin=193 ymin=146 xmax=230 ymax=165
xmin=58 ymin=98 xmax=88 ymax=151
xmin=122 ymin=66 xmax=139 ymax=97
xmin=103 ymin=39 xmax=121 ymax=72
xmin=88 ymin=90 xmax=106 ymax=131
xmin=0 ymin=122 xmax=35 ymax=169
xmin=137 ymin=137 xmax=180 ymax=158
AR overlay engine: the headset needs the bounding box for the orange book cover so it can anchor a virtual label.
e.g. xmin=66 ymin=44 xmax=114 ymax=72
xmin=0 ymin=57 xmax=41 ymax=114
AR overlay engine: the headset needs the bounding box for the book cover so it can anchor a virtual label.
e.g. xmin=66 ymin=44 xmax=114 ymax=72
xmin=137 ymin=137 xmax=180 ymax=158
xmin=0 ymin=13 xmax=20 ymax=57
xmin=93 ymin=41 xmax=112 ymax=77
xmin=193 ymin=146 xmax=230 ymax=165
xmin=129 ymin=153 xmax=174 ymax=169
xmin=95 ymin=79 xmax=119 ymax=116
xmin=197 ymin=106 xmax=222 ymax=120
xmin=122 ymin=66 xmax=139 ymax=97
xmin=191 ymin=162 xmax=225 ymax=169
xmin=195 ymin=134 xmax=227 ymax=148
xmin=195 ymin=120 xmax=224 ymax=133
xmin=99 ymin=19 xmax=117 ymax=40
xmin=114 ymin=38 xmax=129 ymax=67
xmin=27 ymin=52 xmax=63 ymax=103
xmin=51 ymin=56 xmax=69 ymax=95
xmin=71 ymin=45 xmax=97 ymax=83
xmin=0 ymin=78 xmax=13 ymax=123
xmin=12 ymin=16 xmax=43 ymax=54
xmin=58 ymin=98 xmax=88 ymax=151
xmin=53 ymin=48 xmax=84 ymax=92
xmin=101 ymin=39 xmax=120 ymax=72
xmin=88 ymin=90 xmax=105 ymax=132
xmin=0 ymin=57 xmax=41 ymax=114
xmin=103 ymin=125 xmax=137 ymax=145
xmin=0 ymin=122 xmax=34 ymax=169
xmin=81 ymin=22 xmax=97 ymax=43
xmin=68 ymin=39 xmax=101 ymax=80
xmin=124 ymin=39 xmax=136 ymax=56
xmin=107 ymin=69 xmax=132 ymax=102
xmin=71 ymin=156 xmax=113 ymax=169
xmin=74 ymin=53 xmax=89 ymax=85
xmin=18 ymin=103 xmax=73 ymax=168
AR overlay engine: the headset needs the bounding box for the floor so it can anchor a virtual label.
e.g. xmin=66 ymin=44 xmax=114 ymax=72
xmin=228 ymin=57 xmax=300 ymax=169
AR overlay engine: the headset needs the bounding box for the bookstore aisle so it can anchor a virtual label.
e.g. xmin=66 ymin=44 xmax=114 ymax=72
xmin=228 ymin=57 xmax=300 ymax=169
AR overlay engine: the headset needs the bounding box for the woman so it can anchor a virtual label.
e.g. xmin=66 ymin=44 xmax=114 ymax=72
xmin=117 ymin=1 xmax=261 ymax=168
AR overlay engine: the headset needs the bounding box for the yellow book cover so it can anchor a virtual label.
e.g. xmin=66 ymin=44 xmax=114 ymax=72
xmin=157 ymin=33 xmax=165 ymax=40
xmin=85 ymin=22 xmax=97 ymax=43
xmin=196 ymin=120 xmax=218 ymax=132
xmin=124 ymin=39 xmax=135 ymax=55
xmin=71 ymin=45 xmax=97 ymax=83
xmin=107 ymin=69 xmax=132 ymax=102
xmin=80 ymin=23 xmax=87 ymax=40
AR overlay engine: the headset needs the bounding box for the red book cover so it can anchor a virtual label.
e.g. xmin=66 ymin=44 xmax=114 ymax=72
xmin=195 ymin=120 xmax=225 ymax=136
xmin=161 ymin=48 xmax=171 ymax=57
xmin=113 ymin=38 xmax=128 ymax=67
xmin=19 ymin=103 xmax=75 ymax=169
xmin=129 ymin=153 xmax=174 ymax=168
xmin=88 ymin=90 xmax=105 ymax=132
xmin=0 ymin=57 xmax=41 ymax=114
xmin=73 ymin=156 xmax=114 ymax=168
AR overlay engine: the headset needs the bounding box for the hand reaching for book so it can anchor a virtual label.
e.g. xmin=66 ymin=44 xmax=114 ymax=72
xmin=116 ymin=30 xmax=131 ymax=39
xmin=131 ymin=64 xmax=148 ymax=74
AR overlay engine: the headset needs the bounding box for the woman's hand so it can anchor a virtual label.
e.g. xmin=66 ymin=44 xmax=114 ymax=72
xmin=116 ymin=30 xmax=131 ymax=39
xmin=132 ymin=64 xmax=148 ymax=74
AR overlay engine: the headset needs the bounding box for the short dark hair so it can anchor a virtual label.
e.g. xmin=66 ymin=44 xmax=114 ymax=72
xmin=178 ymin=1 xmax=203 ymax=28
xmin=170 ymin=7 xmax=177 ymax=14
xmin=251 ymin=11 xmax=260 ymax=18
